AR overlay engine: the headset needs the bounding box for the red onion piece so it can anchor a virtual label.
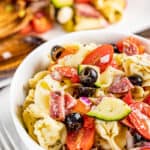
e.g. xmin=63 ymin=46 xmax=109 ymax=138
xmin=80 ymin=97 xmax=92 ymax=106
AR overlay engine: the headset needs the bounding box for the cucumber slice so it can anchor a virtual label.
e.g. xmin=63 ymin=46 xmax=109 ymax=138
xmin=51 ymin=0 xmax=73 ymax=8
xmin=87 ymin=97 xmax=131 ymax=121
xmin=78 ymin=64 xmax=101 ymax=87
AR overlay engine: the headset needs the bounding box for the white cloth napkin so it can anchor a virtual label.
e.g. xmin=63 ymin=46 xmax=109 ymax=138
xmin=0 ymin=87 xmax=28 ymax=150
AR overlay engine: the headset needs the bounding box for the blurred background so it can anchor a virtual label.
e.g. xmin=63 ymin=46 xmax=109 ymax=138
xmin=0 ymin=0 xmax=150 ymax=87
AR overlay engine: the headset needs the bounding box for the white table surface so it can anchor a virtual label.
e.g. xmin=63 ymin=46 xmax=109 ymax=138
xmin=0 ymin=87 xmax=28 ymax=150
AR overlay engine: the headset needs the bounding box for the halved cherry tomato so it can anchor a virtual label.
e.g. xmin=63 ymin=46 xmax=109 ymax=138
xmin=131 ymin=102 xmax=150 ymax=118
xmin=72 ymin=99 xmax=91 ymax=114
xmin=129 ymin=102 xmax=150 ymax=140
xmin=123 ymin=91 xmax=134 ymax=105
xmin=82 ymin=44 xmax=114 ymax=72
xmin=70 ymin=75 xmax=80 ymax=83
xmin=55 ymin=66 xmax=79 ymax=83
xmin=129 ymin=110 xmax=150 ymax=140
xmin=117 ymin=36 xmax=145 ymax=55
xmin=66 ymin=115 xmax=95 ymax=150
xmin=32 ymin=12 xmax=52 ymax=33
xmin=20 ymin=23 xmax=32 ymax=34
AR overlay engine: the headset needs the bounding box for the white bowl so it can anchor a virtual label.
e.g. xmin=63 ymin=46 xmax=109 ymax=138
xmin=9 ymin=30 xmax=150 ymax=150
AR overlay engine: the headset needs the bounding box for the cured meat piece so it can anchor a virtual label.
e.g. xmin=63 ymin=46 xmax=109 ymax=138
xmin=50 ymin=91 xmax=65 ymax=121
xmin=75 ymin=3 xmax=100 ymax=18
xmin=123 ymin=41 xmax=138 ymax=56
xmin=117 ymin=37 xmax=144 ymax=55
xmin=51 ymin=66 xmax=79 ymax=83
xmin=50 ymin=92 xmax=77 ymax=120
xmin=109 ymin=76 xmax=133 ymax=94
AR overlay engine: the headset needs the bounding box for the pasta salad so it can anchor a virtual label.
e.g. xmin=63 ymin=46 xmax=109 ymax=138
xmin=22 ymin=36 xmax=150 ymax=150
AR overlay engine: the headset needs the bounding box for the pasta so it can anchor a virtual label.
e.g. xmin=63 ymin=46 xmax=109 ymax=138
xmin=29 ymin=71 xmax=49 ymax=89
xmin=94 ymin=0 xmax=125 ymax=23
xmin=131 ymin=86 xmax=149 ymax=101
xmin=99 ymin=66 xmax=124 ymax=89
xmin=34 ymin=117 xmax=66 ymax=150
xmin=23 ymin=104 xmax=47 ymax=141
xmin=96 ymin=120 xmax=127 ymax=150
xmin=23 ymin=89 xmax=35 ymax=110
xmin=21 ymin=38 xmax=150 ymax=150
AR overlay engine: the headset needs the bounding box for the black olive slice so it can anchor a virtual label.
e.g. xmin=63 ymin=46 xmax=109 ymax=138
xmin=128 ymin=75 xmax=143 ymax=86
xmin=70 ymin=84 xmax=96 ymax=98
xmin=51 ymin=45 xmax=65 ymax=61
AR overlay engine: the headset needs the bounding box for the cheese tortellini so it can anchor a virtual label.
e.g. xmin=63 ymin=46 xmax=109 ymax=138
xmin=29 ymin=71 xmax=49 ymax=89
xmin=131 ymin=86 xmax=150 ymax=101
xmin=99 ymin=66 xmax=124 ymax=89
xmin=22 ymin=71 xmax=67 ymax=150
xmin=95 ymin=120 xmax=127 ymax=150
xmin=34 ymin=117 xmax=66 ymax=150
xmin=94 ymin=0 xmax=125 ymax=23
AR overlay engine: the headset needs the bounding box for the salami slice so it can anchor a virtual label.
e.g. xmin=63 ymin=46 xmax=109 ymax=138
xmin=109 ymin=76 xmax=133 ymax=94
xmin=50 ymin=91 xmax=65 ymax=121
xmin=123 ymin=40 xmax=138 ymax=56
xmin=50 ymin=92 xmax=77 ymax=121
xmin=75 ymin=3 xmax=100 ymax=18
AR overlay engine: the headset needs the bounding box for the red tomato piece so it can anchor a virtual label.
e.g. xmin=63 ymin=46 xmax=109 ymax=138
xmin=82 ymin=44 xmax=114 ymax=72
xmin=72 ymin=99 xmax=91 ymax=114
xmin=116 ymin=36 xmax=145 ymax=55
xmin=131 ymin=102 xmax=150 ymax=118
xmin=144 ymin=95 xmax=150 ymax=105
xmin=121 ymin=117 xmax=135 ymax=129
xmin=32 ymin=12 xmax=52 ymax=33
xmin=66 ymin=115 xmax=95 ymax=150
xmin=123 ymin=91 xmax=134 ymax=105
xmin=122 ymin=102 xmax=150 ymax=139
xmin=20 ymin=23 xmax=33 ymax=34
xmin=70 ymin=75 xmax=80 ymax=83
xmin=129 ymin=110 xmax=150 ymax=140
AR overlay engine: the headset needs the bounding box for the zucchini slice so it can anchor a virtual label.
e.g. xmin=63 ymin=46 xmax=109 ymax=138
xmin=87 ymin=97 xmax=131 ymax=121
